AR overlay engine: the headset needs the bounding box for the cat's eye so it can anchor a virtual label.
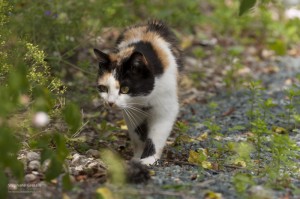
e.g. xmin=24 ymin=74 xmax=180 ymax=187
xmin=97 ymin=85 xmax=108 ymax=93
xmin=120 ymin=86 xmax=129 ymax=94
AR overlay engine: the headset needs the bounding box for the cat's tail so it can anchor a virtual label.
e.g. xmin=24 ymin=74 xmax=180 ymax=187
xmin=126 ymin=160 xmax=151 ymax=183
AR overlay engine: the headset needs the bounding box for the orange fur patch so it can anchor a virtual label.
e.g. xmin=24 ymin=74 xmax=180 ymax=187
xmin=122 ymin=26 xmax=147 ymax=42
xmin=97 ymin=72 xmax=111 ymax=85
xmin=98 ymin=72 xmax=120 ymax=89
xmin=141 ymin=32 xmax=170 ymax=70
xmin=110 ymin=47 xmax=134 ymax=65
xmin=117 ymin=25 xmax=173 ymax=71
xmin=119 ymin=29 xmax=170 ymax=70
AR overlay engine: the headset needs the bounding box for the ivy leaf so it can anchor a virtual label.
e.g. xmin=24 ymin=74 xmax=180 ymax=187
xmin=239 ymin=0 xmax=256 ymax=16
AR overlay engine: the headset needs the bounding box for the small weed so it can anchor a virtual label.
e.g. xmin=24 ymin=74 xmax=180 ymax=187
xmin=174 ymin=121 xmax=189 ymax=134
xmin=246 ymin=81 xmax=264 ymax=125
xmin=285 ymin=87 xmax=300 ymax=128
xmin=224 ymin=58 xmax=245 ymax=92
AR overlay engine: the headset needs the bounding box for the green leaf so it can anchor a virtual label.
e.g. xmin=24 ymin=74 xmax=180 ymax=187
xmin=269 ymin=40 xmax=286 ymax=55
xmin=188 ymin=149 xmax=207 ymax=165
xmin=53 ymin=133 xmax=69 ymax=161
xmin=0 ymin=125 xmax=24 ymax=181
xmin=63 ymin=103 xmax=82 ymax=134
xmin=45 ymin=156 xmax=62 ymax=181
xmin=239 ymin=0 xmax=256 ymax=16
xmin=62 ymin=174 xmax=73 ymax=191
xmin=96 ymin=187 xmax=114 ymax=199
xmin=10 ymin=160 xmax=24 ymax=181
xmin=100 ymin=150 xmax=125 ymax=185
xmin=44 ymin=133 xmax=69 ymax=181
xmin=232 ymin=173 xmax=255 ymax=193
xmin=0 ymin=170 xmax=8 ymax=199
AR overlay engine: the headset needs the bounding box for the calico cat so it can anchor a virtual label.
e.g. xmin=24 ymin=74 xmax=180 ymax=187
xmin=94 ymin=20 xmax=182 ymax=165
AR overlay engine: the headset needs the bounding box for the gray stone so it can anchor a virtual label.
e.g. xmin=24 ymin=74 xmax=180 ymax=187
xmin=71 ymin=153 xmax=86 ymax=165
xmin=86 ymin=149 xmax=100 ymax=158
xmin=25 ymin=174 xmax=37 ymax=182
xmin=27 ymin=152 xmax=40 ymax=162
xmin=87 ymin=161 xmax=99 ymax=170
xmin=41 ymin=159 xmax=50 ymax=172
xmin=248 ymin=185 xmax=274 ymax=199
xmin=28 ymin=160 xmax=41 ymax=171
xmin=74 ymin=165 xmax=84 ymax=172
xmin=31 ymin=171 xmax=39 ymax=175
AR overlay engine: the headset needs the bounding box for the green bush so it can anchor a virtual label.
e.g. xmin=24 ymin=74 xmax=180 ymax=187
xmin=0 ymin=1 xmax=75 ymax=197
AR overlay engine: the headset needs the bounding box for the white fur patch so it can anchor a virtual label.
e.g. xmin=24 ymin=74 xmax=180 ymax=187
xmin=140 ymin=156 xmax=157 ymax=166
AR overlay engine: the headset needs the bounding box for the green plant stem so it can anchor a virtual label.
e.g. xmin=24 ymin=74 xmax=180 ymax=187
xmin=47 ymin=57 xmax=95 ymax=76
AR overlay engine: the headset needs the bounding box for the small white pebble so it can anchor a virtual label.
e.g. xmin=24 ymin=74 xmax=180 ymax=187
xmin=33 ymin=112 xmax=50 ymax=127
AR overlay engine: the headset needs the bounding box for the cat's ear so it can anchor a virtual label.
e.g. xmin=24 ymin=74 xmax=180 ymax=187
xmin=94 ymin=49 xmax=110 ymax=67
xmin=129 ymin=51 xmax=148 ymax=72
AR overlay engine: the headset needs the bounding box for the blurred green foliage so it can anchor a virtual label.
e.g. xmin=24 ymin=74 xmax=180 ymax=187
xmin=0 ymin=0 xmax=300 ymax=198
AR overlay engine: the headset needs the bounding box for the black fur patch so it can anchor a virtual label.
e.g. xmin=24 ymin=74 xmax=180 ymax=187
xmin=135 ymin=120 xmax=148 ymax=142
xmin=116 ymin=50 xmax=155 ymax=96
xmin=141 ymin=138 xmax=155 ymax=159
xmin=94 ymin=49 xmax=117 ymax=76
xmin=133 ymin=41 xmax=164 ymax=75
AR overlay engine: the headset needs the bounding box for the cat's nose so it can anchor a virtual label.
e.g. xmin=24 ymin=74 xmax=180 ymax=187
xmin=108 ymin=102 xmax=114 ymax=107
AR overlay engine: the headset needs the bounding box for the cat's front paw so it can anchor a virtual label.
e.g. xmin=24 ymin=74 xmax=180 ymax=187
xmin=140 ymin=156 xmax=157 ymax=166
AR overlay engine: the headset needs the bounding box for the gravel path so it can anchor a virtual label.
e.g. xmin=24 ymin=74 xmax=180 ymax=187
xmin=10 ymin=56 xmax=300 ymax=199
xmin=119 ymin=56 xmax=300 ymax=199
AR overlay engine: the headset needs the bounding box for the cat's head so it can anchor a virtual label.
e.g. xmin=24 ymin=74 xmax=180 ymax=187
xmin=94 ymin=48 xmax=154 ymax=108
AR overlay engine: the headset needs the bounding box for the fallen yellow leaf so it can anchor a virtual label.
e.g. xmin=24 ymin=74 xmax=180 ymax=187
xmin=204 ymin=190 xmax=223 ymax=199
xmin=149 ymin=170 xmax=156 ymax=176
xmin=120 ymin=125 xmax=128 ymax=130
xmin=196 ymin=132 xmax=208 ymax=141
xmin=202 ymin=161 xmax=212 ymax=169
xmin=214 ymin=135 xmax=223 ymax=141
xmin=96 ymin=187 xmax=114 ymax=199
xmin=272 ymin=126 xmax=288 ymax=134
xmin=188 ymin=150 xmax=200 ymax=165
xmin=62 ymin=194 xmax=70 ymax=199
xmin=234 ymin=160 xmax=247 ymax=168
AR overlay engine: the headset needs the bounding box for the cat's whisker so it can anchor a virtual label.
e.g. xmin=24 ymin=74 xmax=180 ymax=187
xmin=125 ymin=108 xmax=140 ymax=127
xmin=122 ymin=108 xmax=135 ymax=129
xmin=126 ymin=102 xmax=148 ymax=106
xmin=125 ymin=108 xmax=146 ymax=137
xmin=125 ymin=105 xmax=151 ymax=117
xmin=122 ymin=107 xmax=137 ymax=126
